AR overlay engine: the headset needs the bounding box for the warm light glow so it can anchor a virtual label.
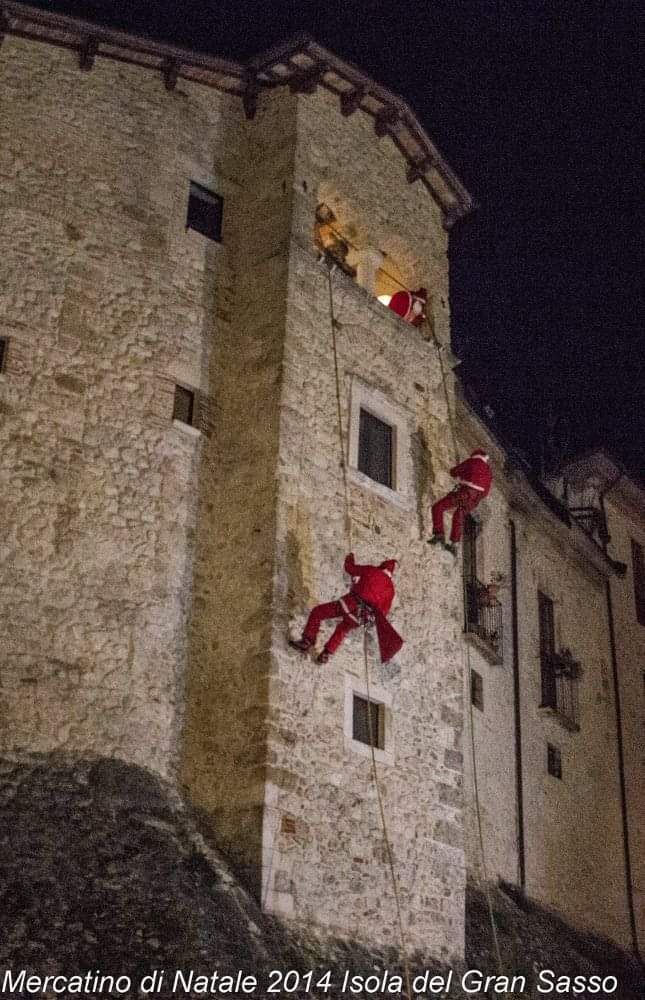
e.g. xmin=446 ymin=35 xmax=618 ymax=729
xmin=377 ymin=294 xmax=392 ymax=307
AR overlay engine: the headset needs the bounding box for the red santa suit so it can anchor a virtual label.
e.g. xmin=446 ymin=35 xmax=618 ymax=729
xmin=431 ymin=450 xmax=492 ymax=543
xmin=300 ymin=554 xmax=403 ymax=663
xmin=387 ymin=287 xmax=427 ymax=327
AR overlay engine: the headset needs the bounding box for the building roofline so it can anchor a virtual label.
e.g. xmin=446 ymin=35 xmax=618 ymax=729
xmin=1 ymin=2 xmax=474 ymax=229
xmin=455 ymin=389 xmax=624 ymax=582
xmin=558 ymin=448 xmax=645 ymax=521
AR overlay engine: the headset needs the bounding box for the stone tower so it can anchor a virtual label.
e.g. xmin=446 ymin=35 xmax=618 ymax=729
xmin=0 ymin=9 xmax=472 ymax=960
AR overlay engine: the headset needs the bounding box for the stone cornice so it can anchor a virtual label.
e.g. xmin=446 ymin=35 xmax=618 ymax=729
xmin=2 ymin=3 xmax=474 ymax=229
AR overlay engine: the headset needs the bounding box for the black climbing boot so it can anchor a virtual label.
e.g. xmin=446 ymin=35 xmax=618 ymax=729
xmin=443 ymin=541 xmax=458 ymax=557
xmin=428 ymin=533 xmax=445 ymax=546
xmin=316 ymin=649 xmax=331 ymax=664
xmin=289 ymin=636 xmax=312 ymax=653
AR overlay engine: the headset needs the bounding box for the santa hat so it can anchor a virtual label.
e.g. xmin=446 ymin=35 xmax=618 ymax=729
xmin=472 ymin=448 xmax=489 ymax=461
xmin=379 ymin=559 xmax=398 ymax=575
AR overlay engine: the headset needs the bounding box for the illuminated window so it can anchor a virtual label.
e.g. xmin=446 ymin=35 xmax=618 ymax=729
xmin=187 ymin=181 xmax=223 ymax=241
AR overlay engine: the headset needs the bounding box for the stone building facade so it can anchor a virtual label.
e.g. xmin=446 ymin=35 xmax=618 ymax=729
xmin=458 ymin=398 xmax=644 ymax=956
xmin=0 ymin=2 xmax=641 ymax=965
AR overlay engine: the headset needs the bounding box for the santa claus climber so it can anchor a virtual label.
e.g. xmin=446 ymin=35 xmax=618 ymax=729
xmin=387 ymin=286 xmax=427 ymax=327
xmin=428 ymin=449 xmax=492 ymax=555
xmin=289 ymin=553 xmax=403 ymax=664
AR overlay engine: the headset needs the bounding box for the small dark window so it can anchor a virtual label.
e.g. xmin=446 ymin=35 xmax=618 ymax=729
xmin=538 ymin=591 xmax=556 ymax=708
xmin=173 ymin=384 xmax=195 ymax=426
xmin=358 ymin=408 xmax=393 ymax=488
xmin=0 ymin=337 xmax=7 ymax=373
xmin=547 ymin=744 xmax=562 ymax=779
xmin=470 ymin=669 xmax=484 ymax=711
xmin=186 ymin=181 xmax=223 ymax=241
xmin=631 ymin=540 xmax=645 ymax=627
xmin=352 ymin=694 xmax=384 ymax=749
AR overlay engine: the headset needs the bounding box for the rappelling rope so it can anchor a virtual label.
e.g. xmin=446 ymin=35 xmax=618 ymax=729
xmin=430 ymin=327 xmax=505 ymax=980
xmin=363 ymin=630 xmax=413 ymax=1000
xmin=327 ymin=264 xmax=353 ymax=552
xmin=326 ymin=261 xmax=412 ymax=1000
xmin=431 ymin=332 xmax=460 ymax=465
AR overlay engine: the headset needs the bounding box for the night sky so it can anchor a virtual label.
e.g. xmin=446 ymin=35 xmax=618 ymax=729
xmin=26 ymin=1 xmax=644 ymax=484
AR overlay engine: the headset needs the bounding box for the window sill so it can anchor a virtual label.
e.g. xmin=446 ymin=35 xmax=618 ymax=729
xmin=172 ymin=419 xmax=201 ymax=439
xmin=464 ymin=628 xmax=503 ymax=666
xmin=344 ymin=736 xmax=394 ymax=767
xmin=539 ymin=705 xmax=580 ymax=733
xmin=348 ymin=466 xmax=412 ymax=512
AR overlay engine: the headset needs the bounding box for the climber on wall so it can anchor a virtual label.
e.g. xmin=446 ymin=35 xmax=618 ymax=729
xmin=288 ymin=553 xmax=403 ymax=664
xmin=387 ymin=286 xmax=427 ymax=327
xmin=428 ymin=449 xmax=493 ymax=554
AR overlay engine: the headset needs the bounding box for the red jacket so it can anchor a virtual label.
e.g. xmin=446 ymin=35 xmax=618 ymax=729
xmin=343 ymin=554 xmax=403 ymax=663
xmin=450 ymin=453 xmax=492 ymax=498
xmin=344 ymin=553 xmax=395 ymax=615
xmin=387 ymin=290 xmax=425 ymax=327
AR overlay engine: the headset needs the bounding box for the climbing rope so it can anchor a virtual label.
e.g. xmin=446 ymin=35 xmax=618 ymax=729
xmin=431 ymin=327 xmax=505 ymax=979
xmin=363 ymin=630 xmax=413 ymax=1000
xmin=431 ymin=332 xmax=460 ymax=465
xmin=326 ymin=264 xmax=354 ymax=551
xmin=326 ymin=261 xmax=412 ymax=1000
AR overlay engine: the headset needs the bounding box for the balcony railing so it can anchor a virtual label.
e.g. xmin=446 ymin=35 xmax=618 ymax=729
xmin=540 ymin=648 xmax=580 ymax=730
xmin=464 ymin=578 xmax=503 ymax=663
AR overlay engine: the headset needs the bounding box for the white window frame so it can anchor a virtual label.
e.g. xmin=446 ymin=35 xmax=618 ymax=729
xmin=347 ymin=377 xmax=412 ymax=510
xmin=344 ymin=673 xmax=394 ymax=765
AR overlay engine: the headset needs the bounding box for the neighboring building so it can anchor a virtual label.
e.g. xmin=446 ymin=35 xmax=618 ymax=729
xmin=458 ymin=394 xmax=644 ymax=956
xmin=0 ymin=1 xmax=641 ymax=966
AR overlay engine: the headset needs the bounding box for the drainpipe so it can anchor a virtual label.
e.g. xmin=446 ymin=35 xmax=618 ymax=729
xmin=509 ymin=519 xmax=526 ymax=890
xmin=600 ymin=474 xmax=640 ymax=961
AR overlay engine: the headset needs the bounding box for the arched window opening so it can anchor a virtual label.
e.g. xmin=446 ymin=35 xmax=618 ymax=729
xmin=314 ymin=203 xmax=357 ymax=278
xmin=313 ymin=203 xmax=430 ymax=331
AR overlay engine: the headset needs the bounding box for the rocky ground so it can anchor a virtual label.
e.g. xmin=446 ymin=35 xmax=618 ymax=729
xmin=0 ymin=754 xmax=641 ymax=999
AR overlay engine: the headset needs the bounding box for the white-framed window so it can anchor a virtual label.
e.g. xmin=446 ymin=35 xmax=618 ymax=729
xmin=347 ymin=378 xmax=412 ymax=509
xmin=344 ymin=674 xmax=394 ymax=765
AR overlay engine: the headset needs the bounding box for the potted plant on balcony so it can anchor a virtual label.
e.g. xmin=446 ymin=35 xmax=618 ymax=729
xmin=478 ymin=571 xmax=507 ymax=607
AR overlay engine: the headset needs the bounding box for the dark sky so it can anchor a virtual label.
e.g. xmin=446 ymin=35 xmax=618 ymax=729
xmin=27 ymin=1 xmax=644 ymax=483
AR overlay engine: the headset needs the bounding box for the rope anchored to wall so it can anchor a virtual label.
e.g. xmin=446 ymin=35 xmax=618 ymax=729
xmin=325 ymin=261 xmax=413 ymax=1000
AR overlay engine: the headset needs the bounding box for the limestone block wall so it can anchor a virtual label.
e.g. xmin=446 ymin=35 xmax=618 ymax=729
xmin=257 ymin=87 xmax=467 ymax=959
xmin=604 ymin=495 xmax=645 ymax=949
xmin=0 ymin=37 xmax=234 ymax=776
xmin=181 ymin=88 xmax=298 ymax=884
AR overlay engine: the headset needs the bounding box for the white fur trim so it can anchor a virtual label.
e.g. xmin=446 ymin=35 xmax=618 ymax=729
xmin=460 ymin=479 xmax=486 ymax=492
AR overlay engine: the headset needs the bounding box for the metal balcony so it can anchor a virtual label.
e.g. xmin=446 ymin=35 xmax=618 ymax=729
xmin=464 ymin=578 xmax=503 ymax=664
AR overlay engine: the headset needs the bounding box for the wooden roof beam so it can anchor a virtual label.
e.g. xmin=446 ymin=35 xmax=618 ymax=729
xmin=406 ymin=156 xmax=435 ymax=184
xmin=374 ymin=106 xmax=399 ymax=137
xmin=288 ymin=62 xmax=326 ymax=94
xmin=162 ymin=57 xmax=179 ymax=91
xmin=340 ymin=87 xmax=365 ymax=117
xmin=78 ymin=36 xmax=98 ymax=72
xmin=242 ymin=71 xmax=260 ymax=119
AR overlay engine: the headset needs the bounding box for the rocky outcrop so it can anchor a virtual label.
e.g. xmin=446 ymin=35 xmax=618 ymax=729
xmin=0 ymin=755 xmax=641 ymax=998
